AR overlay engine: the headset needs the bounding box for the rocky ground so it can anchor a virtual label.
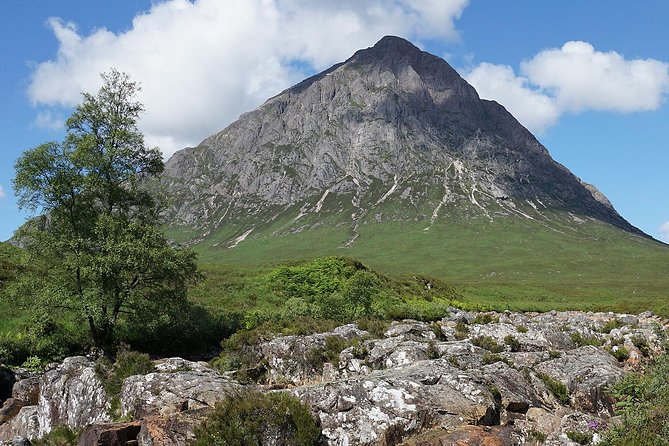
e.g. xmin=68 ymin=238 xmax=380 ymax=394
xmin=0 ymin=308 xmax=665 ymax=445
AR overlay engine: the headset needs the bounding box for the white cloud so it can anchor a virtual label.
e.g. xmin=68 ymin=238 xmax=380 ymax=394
xmin=660 ymin=220 xmax=669 ymax=242
xmin=28 ymin=0 xmax=469 ymax=158
xmin=0 ymin=185 xmax=6 ymax=199
xmin=463 ymin=41 xmax=669 ymax=133
xmin=33 ymin=110 xmax=65 ymax=130
xmin=465 ymin=63 xmax=560 ymax=133
xmin=523 ymin=41 xmax=669 ymax=113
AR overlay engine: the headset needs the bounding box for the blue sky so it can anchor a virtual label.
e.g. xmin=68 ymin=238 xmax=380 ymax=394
xmin=1 ymin=0 xmax=668 ymax=242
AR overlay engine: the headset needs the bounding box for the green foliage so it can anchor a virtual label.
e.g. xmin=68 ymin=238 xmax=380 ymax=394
xmin=600 ymin=354 xmax=669 ymax=445
xmin=32 ymin=425 xmax=80 ymax=446
xmin=570 ymin=332 xmax=603 ymax=347
xmin=306 ymin=336 xmax=366 ymax=370
xmin=608 ymin=346 xmax=630 ymax=362
xmin=504 ymin=334 xmax=521 ymax=352
xmin=190 ymin=391 xmax=321 ymax=446
xmin=471 ymin=336 xmax=503 ymax=353
xmin=600 ymin=319 xmax=621 ymax=334
xmin=515 ymin=324 xmax=529 ymax=333
xmin=482 ymin=352 xmax=503 ymax=365
xmin=10 ymin=70 xmax=200 ymax=349
xmin=548 ymin=350 xmax=562 ymax=359
xmin=472 ymin=313 xmax=499 ymax=325
xmin=95 ymin=347 xmax=154 ymax=419
xmin=529 ymin=429 xmax=547 ymax=443
xmin=454 ymin=322 xmax=469 ymax=340
xmin=537 ymin=373 xmax=570 ymax=405
xmin=566 ymin=430 xmax=592 ymax=445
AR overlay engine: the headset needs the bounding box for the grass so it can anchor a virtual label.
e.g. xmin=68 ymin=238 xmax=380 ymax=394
xmin=179 ymin=207 xmax=669 ymax=316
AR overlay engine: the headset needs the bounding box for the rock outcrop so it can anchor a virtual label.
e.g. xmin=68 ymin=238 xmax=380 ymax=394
xmin=0 ymin=309 xmax=666 ymax=445
xmin=162 ymin=36 xmax=647 ymax=249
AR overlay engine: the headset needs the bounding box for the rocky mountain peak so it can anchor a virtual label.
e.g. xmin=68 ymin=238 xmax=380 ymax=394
xmin=162 ymin=36 xmax=647 ymax=249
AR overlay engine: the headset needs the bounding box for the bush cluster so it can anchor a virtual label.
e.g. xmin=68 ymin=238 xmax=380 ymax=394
xmin=190 ymin=391 xmax=321 ymax=446
xmin=600 ymin=353 xmax=669 ymax=445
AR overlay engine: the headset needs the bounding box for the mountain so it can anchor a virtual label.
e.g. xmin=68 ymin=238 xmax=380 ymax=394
xmin=161 ymin=36 xmax=668 ymax=299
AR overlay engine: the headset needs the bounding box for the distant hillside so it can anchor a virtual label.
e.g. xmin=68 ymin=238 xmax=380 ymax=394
xmin=159 ymin=36 xmax=668 ymax=302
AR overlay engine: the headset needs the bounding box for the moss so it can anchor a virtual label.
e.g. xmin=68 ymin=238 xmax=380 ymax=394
xmin=537 ymin=373 xmax=570 ymax=405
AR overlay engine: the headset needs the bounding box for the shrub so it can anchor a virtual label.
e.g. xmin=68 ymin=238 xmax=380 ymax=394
xmin=472 ymin=314 xmax=498 ymax=325
xmin=504 ymin=335 xmax=521 ymax=352
xmin=190 ymin=391 xmax=321 ymax=446
xmin=356 ymin=319 xmax=390 ymax=339
xmin=566 ymin=430 xmax=592 ymax=445
xmin=516 ymin=325 xmax=529 ymax=333
xmin=32 ymin=425 xmax=80 ymax=446
xmin=454 ymin=322 xmax=469 ymax=340
xmin=548 ymin=350 xmax=562 ymax=359
xmin=537 ymin=373 xmax=569 ymax=405
xmin=95 ymin=347 xmax=154 ymax=419
xmin=472 ymin=336 xmax=503 ymax=353
xmin=482 ymin=352 xmax=503 ymax=365
xmin=609 ymin=346 xmax=630 ymax=362
xmin=306 ymin=336 xmax=351 ymax=370
xmin=426 ymin=340 xmax=440 ymax=359
xmin=600 ymin=354 xmax=669 ymax=445
xmin=571 ymin=332 xmax=603 ymax=347
xmin=600 ymin=319 xmax=621 ymax=334
xmin=529 ymin=429 xmax=547 ymax=443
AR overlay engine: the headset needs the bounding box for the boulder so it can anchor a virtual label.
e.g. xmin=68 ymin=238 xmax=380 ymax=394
xmin=120 ymin=362 xmax=241 ymax=418
xmin=534 ymin=346 xmax=623 ymax=413
xmin=401 ymin=425 xmax=517 ymax=446
xmin=77 ymin=422 xmax=141 ymax=446
xmin=257 ymin=324 xmax=368 ymax=385
xmin=0 ymin=407 xmax=39 ymax=441
xmin=292 ymin=358 xmax=498 ymax=445
xmin=137 ymin=414 xmax=203 ymax=446
xmin=37 ymin=356 xmax=111 ymax=437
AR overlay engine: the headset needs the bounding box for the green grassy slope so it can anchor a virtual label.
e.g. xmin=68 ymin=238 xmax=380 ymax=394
xmin=176 ymin=209 xmax=669 ymax=315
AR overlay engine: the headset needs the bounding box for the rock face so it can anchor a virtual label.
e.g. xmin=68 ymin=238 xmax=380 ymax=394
xmin=37 ymin=357 xmax=111 ymax=436
xmin=162 ymin=35 xmax=646 ymax=248
xmin=0 ymin=310 xmax=666 ymax=445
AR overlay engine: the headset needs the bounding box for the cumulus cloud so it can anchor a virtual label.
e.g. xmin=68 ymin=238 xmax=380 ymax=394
xmin=464 ymin=41 xmax=669 ymax=133
xmin=465 ymin=63 xmax=560 ymax=133
xmin=660 ymin=221 xmax=669 ymax=242
xmin=0 ymin=185 xmax=5 ymax=199
xmin=28 ymin=0 xmax=469 ymax=158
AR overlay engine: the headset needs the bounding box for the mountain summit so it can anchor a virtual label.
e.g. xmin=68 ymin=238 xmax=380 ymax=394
xmin=162 ymin=36 xmax=649 ymax=258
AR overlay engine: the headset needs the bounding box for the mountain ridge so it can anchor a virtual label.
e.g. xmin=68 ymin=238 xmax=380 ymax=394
xmin=162 ymin=35 xmax=648 ymax=252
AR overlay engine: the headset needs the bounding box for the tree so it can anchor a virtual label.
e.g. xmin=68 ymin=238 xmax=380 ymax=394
xmin=12 ymin=70 xmax=200 ymax=350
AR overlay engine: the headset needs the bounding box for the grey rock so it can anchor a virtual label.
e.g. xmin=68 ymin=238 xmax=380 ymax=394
xmin=534 ymin=346 xmax=623 ymax=414
xmin=257 ymin=324 xmax=367 ymax=385
xmin=161 ymin=36 xmax=644 ymax=248
xmin=121 ymin=364 xmax=241 ymax=418
xmin=36 ymin=357 xmax=111 ymax=436
xmin=292 ymin=358 xmax=498 ymax=445
xmin=0 ymin=407 xmax=39 ymax=441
